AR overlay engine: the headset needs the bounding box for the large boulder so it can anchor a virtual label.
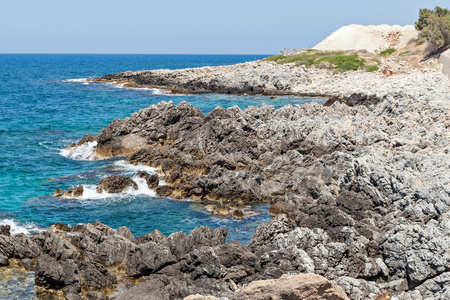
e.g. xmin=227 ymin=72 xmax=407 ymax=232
xmin=96 ymin=175 xmax=138 ymax=193
xmin=231 ymin=273 xmax=349 ymax=300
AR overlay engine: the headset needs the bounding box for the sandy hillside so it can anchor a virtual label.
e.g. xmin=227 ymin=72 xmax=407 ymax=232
xmin=314 ymin=24 xmax=418 ymax=53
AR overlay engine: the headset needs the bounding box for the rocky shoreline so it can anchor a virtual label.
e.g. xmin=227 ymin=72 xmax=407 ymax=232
xmin=3 ymin=60 xmax=450 ymax=299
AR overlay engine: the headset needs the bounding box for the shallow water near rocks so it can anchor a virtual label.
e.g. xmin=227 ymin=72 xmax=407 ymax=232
xmin=0 ymin=54 xmax=326 ymax=245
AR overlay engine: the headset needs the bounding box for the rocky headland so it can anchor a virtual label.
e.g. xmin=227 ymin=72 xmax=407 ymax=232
xmin=46 ymin=57 xmax=450 ymax=300
xmin=4 ymin=26 xmax=450 ymax=299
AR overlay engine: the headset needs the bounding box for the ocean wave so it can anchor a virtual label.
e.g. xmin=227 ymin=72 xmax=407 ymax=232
xmin=107 ymin=81 xmax=168 ymax=95
xmin=59 ymin=141 xmax=97 ymax=161
xmin=0 ymin=219 xmax=46 ymax=236
xmin=68 ymin=178 xmax=156 ymax=201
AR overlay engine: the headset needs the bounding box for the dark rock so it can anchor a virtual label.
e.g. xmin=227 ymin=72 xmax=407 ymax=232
xmin=35 ymin=254 xmax=81 ymax=292
xmin=136 ymin=229 xmax=167 ymax=245
xmin=52 ymin=222 xmax=73 ymax=233
xmin=19 ymin=258 xmax=35 ymax=271
xmin=66 ymin=293 xmax=86 ymax=300
xmin=97 ymin=175 xmax=138 ymax=193
xmin=0 ymin=235 xmax=14 ymax=258
xmin=86 ymin=291 xmax=107 ymax=300
xmin=32 ymin=231 xmax=79 ymax=261
xmin=0 ymin=225 xmax=11 ymax=237
xmin=13 ymin=233 xmax=41 ymax=259
xmin=64 ymin=185 xmax=84 ymax=197
xmin=53 ymin=189 xmax=64 ymax=197
xmin=155 ymin=185 xmax=173 ymax=197
xmin=136 ymin=171 xmax=160 ymax=189
xmin=78 ymin=261 xmax=116 ymax=290
xmin=126 ymin=242 xmax=176 ymax=277
xmin=0 ymin=254 xmax=8 ymax=266
xmin=166 ymin=226 xmax=227 ymax=260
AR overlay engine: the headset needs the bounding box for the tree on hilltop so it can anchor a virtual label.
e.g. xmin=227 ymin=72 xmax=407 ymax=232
xmin=415 ymin=6 xmax=450 ymax=53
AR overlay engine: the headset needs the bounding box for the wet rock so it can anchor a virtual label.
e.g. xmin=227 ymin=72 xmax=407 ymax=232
xmin=155 ymin=185 xmax=173 ymax=197
xmin=97 ymin=175 xmax=138 ymax=193
xmin=231 ymin=273 xmax=349 ymax=300
xmin=64 ymin=185 xmax=84 ymax=197
xmin=53 ymin=188 xmax=64 ymax=197
xmin=136 ymin=170 xmax=160 ymax=189
xmin=0 ymin=225 xmax=11 ymax=237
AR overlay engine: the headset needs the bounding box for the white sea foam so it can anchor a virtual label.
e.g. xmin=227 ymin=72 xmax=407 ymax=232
xmin=60 ymin=141 xmax=97 ymax=161
xmin=74 ymin=178 xmax=156 ymax=200
xmin=0 ymin=219 xmax=45 ymax=236
xmin=114 ymin=160 xmax=157 ymax=175
xmin=63 ymin=78 xmax=89 ymax=83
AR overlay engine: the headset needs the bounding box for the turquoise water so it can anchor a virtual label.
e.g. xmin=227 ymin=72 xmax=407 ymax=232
xmin=0 ymin=54 xmax=324 ymax=243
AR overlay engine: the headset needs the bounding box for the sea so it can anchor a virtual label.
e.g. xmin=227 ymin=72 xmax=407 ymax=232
xmin=0 ymin=53 xmax=326 ymax=249
xmin=0 ymin=54 xmax=327 ymax=298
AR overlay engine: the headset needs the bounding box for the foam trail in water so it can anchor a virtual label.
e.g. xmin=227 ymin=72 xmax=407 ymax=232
xmin=60 ymin=141 xmax=97 ymax=160
xmin=63 ymin=78 xmax=89 ymax=83
xmin=0 ymin=219 xmax=45 ymax=236
xmin=74 ymin=179 xmax=156 ymax=200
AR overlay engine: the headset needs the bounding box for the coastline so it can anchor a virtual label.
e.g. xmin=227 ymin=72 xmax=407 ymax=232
xmin=2 ymin=56 xmax=450 ymax=299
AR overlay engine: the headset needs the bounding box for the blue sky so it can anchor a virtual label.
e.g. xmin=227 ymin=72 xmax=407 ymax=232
xmin=0 ymin=0 xmax=447 ymax=54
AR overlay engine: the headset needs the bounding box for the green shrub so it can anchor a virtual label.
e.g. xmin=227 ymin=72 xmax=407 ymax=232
xmin=263 ymin=51 xmax=366 ymax=72
xmin=415 ymin=6 xmax=450 ymax=52
xmin=399 ymin=51 xmax=411 ymax=55
xmin=380 ymin=48 xmax=396 ymax=56
xmin=366 ymin=65 xmax=379 ymax=72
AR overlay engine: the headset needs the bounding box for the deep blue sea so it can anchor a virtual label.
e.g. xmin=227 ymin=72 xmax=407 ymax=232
xmin=0 ymin=54 xmax=323 ymax=246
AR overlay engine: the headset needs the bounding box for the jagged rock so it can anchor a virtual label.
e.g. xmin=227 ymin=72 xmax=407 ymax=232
xmin=54 ymin=188 xmax=64 ymax=197
xmin=64 ymin=185 xmax=84 ymax=197
xmin=0 ymin=225 xmax=11 ymax=236
xmin=155 ymin=185 xmax=173 ymax=197
xmin=165 ymin=226 xmax=227 ymax=260
xmin=183 ymin=295 xmax=218 ymax=300
xmin=114 ymin=274 xmax=187 ymax=300
xmin=12 ymin=233 xmax=41 ymax=259
xmin=136 ymin=229 xmax=167 ymax=245
xmin=32 ymin=231 xmax=79 ymax=261
xmin=0 ymin=234 xmax=14 ymax=258
xmin=35 ymin=255 xmax=81 ymax=292
xmin=231 ymin=273 xmax=349 ymax=300
xmin=0 ymin=254 xmax=8 ymax=266
xmin=35 ymin=255 xmax=116 ymax=292
xmin=136 ymin=170 xmax=160 ymax=189
xmin=78 ymin=261 xmax=116 ymax=290
xmin=19 ymin=258 xmax=35 ymax=271
xmin=127 ymin=242 xmax=176 ymax=277
xmin=96 ymin=175 xmax=138 ymax=193
xmin=86 ymin=291 xmax=107 ymax=300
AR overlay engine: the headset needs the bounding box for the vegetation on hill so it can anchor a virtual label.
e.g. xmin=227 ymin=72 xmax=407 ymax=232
xmin=415 ymin=6 xmax=450 ymax=52
xmin=264 ymin=50 xmax=366 ymax=72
